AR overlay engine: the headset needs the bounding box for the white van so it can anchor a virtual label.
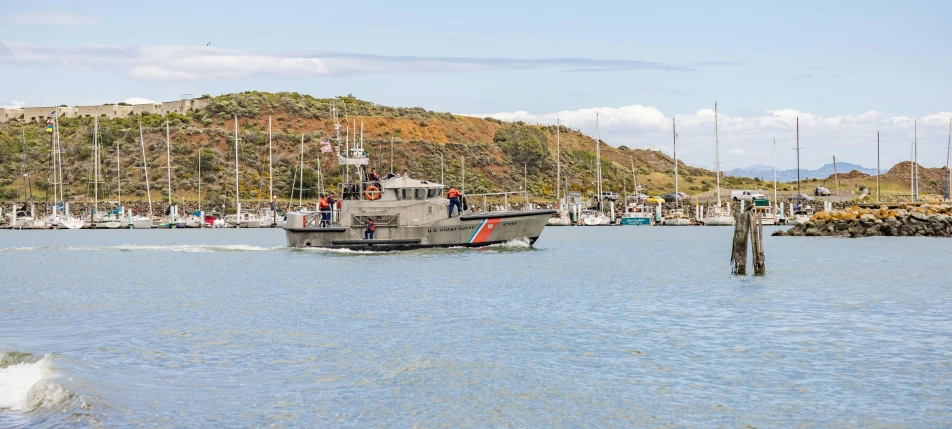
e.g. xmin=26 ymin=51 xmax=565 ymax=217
xmin=730 ymin=190 xmax=766 ymax=201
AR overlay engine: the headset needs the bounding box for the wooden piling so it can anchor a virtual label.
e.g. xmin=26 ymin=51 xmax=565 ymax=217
xmin=731 ymin=212 xmax=749 ymax=275
xmin=751 ymin=211 xmax=766 ymax=275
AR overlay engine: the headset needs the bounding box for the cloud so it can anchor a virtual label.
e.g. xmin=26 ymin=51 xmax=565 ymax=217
xmin=5 ymin=13 xmax=100 ymax=26
xmin=1 ymin=100 xmax=26 ymax=108
xmin=122 ymin=97 xmax=158 ymax=105
xmin=790 ymin=73 xmax=815 ymax=80
xmin=0 ymin=41 xmax=701 ymax=81
xmin=465 ymin=105 xmax=952 ymax=170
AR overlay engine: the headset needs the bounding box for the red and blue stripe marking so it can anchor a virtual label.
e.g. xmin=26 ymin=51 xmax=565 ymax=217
xmin=468 ymin=218 xmax=502 ymax=244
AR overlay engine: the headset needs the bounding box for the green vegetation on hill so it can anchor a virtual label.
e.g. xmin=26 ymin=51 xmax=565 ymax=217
xmin=0 ymin=91 xmax=764 ymax=206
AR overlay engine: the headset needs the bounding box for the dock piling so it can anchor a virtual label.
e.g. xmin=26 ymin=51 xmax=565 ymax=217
xmin=731 ymin=212 xmax=749 ymax=275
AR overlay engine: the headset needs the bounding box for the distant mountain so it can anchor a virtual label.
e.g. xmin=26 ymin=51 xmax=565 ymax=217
xmin=726 ymin=162 xmax=878 ymax=182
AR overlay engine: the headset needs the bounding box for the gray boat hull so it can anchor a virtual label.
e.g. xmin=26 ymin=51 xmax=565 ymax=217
xmin=285 ymin=209 xmax=554 ymax=251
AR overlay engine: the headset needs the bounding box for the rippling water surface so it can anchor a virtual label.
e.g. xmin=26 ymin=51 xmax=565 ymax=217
xmin=1 ymin=227 xmax=951 ymax=427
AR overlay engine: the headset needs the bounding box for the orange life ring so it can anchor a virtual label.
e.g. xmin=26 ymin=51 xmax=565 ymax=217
xmin=364 ymin=185 xmax=381 ymax=200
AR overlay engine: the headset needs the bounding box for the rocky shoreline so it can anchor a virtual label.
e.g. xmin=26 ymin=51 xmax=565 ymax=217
xmin=773 ymin=204 xmax=952 ymax=237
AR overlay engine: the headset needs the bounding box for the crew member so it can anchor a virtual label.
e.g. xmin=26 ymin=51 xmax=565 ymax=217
xmin=368 ymin=168 xmax=380 ymax=187
xmin=318 ymin=195 xmax=329 ymax=227
xmin=326 ymin=194 xmax=336 ymax=224
xmin=365 ymin=219 xmax=375 ymax=239
xmin=447 ymin=186 xmax=462 ymax=217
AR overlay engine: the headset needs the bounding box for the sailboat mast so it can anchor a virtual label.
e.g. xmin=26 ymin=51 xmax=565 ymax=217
xmin=914 ymin=120 xmax=919 ymax=201
xmin=166 ymin=121 xmax=172 ymax=217
xmin=946 ymin=119 xmax=951 ymax=201
xmin=556 ymin=118 xmax=561 ymax=206
xmin=595 ymin=113 xmax=601 ymax=211
xmin=139 ymin=123 xmax=153 ymax=218
xmin=268 ymin=116 xmax=273 ymax=203
xmin=94 ymin=116 xmax=99 ymax=212
xmin=796 ymin=117 xmax=801 ymax=200
xmin=877 ymin=131 xmax=880 ymax=203
xmin=234 ymin=116 xmax=239 ymax=216
xmin=714 ymin=102 xmax=721 ymax=206
xmin=116 ymin=129 xmax=121 ymax=205
xmin=773 ymin=138 xmax=777 ymax=211
xmin=198 ymin=147 xmax=202 ymax=211
xmin=298 ymin=133 xmax=305 ymax=208
xmin=833 ymin=155 xmax=839 ymax=197
xmin=673 ymin=118 xmax=679 ymax=211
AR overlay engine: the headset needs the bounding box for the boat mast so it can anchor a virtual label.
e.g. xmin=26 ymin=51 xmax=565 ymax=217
xmin=556 ymin=118 xmax=561 ymax=207
xmin=234 ymin=116 xmax=240 ymax=219
xmin=268 ymin=116 xmax=273 ymax=204
xmin=595 ymin=113 xmax=601 ymax=212
xmin=714 ymin=102 xmax=721 ymax=207
xmin=116 ymin=129 xmax=121 ymax=206
xmin=796 ymin=117 xmax=801 ymax=202
xmin=94 ymin=115 xmax=99 ymax=215
xmin=946 ymin=119 xmax=951 ymax=201
xmin=877 ymin=132 xmax=880 ymax=202
xmin=773 ymin=138 xmax=777 ymax=212
xmin=166 ymin=121 xmax=172 ymax=221
xmin=673 ymin=118 xmax=679 ymax=211
xmin=198 ymin=147 xmax=202 ymax=211
xmin=298 ymin=133 xmax=304 ymax=209
xmin=139 ymin=123 xmax=153 ymax=218
xmin=914 ymin=120 xmax=919 ymax=202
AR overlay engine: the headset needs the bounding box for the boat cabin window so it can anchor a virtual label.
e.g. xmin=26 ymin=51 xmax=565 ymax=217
xmin=427 ymin=189 xmax=438 ymax=198
xmin=414 ymin=189 xmax=425 ymax=199
xmin=401 ymin=189 xmax=412 ymax=199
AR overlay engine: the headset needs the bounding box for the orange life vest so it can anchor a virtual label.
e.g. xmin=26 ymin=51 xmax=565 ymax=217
xmin=448 ymin=189 xmax=460 ymax=199
xmin=319 ymin=198 xmax=329 ymax=210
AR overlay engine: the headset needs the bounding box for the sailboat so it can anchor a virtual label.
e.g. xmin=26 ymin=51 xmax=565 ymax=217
xmin=157 ymin=121 xmax=187 ymax=228
xmin=789 ymin=117 xmax=812 ymax=225
xmin=89 ymin=116 xmax=123 ymax=229
xmin=126 ymin=123 xmax=154 ymax=229
xmin=43 ymin=109 xmax=85 ymax=229
xmin=620 ymin=157 xmax=653 ymax=225
xmin=702 ymin=103 xmax=735 ymax=226
xmin=5 ymin=128 xmax=44 ymax=228
xmin=225 ymin=116 xmax=262 ymax=228
xmin=663 ymin=118 xmax=691 ymax=226
xmin=548 ymin=118 xmax=572 ymax=226
xmin=580 ymin=113 xmax=609 ymax=226
xmin=258 ymin=116 xmax=285 ymax=227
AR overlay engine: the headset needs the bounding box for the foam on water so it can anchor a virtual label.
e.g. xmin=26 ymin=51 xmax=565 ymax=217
xmin=113 ymin=244 xmax=279 ymax=252
xmin=0 ymin=353 xmax=71 ymax=413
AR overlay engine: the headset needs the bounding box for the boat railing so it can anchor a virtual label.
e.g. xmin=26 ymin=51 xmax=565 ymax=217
xmin=341 ymin=181 xmax=385 ymax=201
xmin=465 ymin=191 xmax=530 ymax=213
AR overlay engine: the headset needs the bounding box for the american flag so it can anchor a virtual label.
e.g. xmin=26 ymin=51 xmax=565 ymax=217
xmin=320 ymin=138 xmax=332 ymax=153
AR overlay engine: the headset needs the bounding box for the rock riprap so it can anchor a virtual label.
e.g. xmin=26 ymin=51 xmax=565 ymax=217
xmin=773 ymin=204 xmax=952 ymax=237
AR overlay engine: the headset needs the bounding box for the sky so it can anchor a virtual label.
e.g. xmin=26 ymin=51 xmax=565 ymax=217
xmin=1 ymin=0 xmax=950 ymax=170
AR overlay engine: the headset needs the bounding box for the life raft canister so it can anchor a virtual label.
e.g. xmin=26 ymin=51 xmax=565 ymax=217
xmin=364 ymin=185 xmax=381 ymax=200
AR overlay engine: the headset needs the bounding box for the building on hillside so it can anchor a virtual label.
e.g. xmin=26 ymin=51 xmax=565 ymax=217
xmin=132 ymin=103 xmax=161 ymax=115
xmin=0 ymin=108 xmax=24 ymax=123
xmin=77 ymin=104 xmax=136 ymax=119
xmin=23 ymin=107 xmax=55 ymax=123
xmin=191 ymin=97 xmax=212 ymax=111
xmin=160 ymin=99 xmax=193 ymax=116
xmin=58 ymin=107 xmax=79 ymax=118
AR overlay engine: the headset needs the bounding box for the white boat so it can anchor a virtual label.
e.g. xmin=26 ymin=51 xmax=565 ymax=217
xmin=662 ymin=209 xmax=691 ymax=226
xmin=665 ymin=119 xmax=691 ymax=226
xmin=620 ymin=196 xmax=654 ymax=226
xmin=547 ymin=212 xmax=573 ymax=226
xmin=258 ymin=207 xmax=285 ymax=227
xmin=225 ymin=212 xmax=262 ymax=228
xmin=94 ymin=210 xmax=124 ymax=229
xmin=789 ymin=205 xmax=814 ymax=226
xmin=580 ymin=209 xmax=609 ymax=226
xmin=702 ymin=102 xmax=736 ymax=227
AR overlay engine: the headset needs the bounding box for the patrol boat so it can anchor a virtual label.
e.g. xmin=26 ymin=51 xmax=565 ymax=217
xmin=283 ymin=143 xmax=554 ymax=251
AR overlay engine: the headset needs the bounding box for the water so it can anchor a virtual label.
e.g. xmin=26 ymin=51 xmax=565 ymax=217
xmin=1 ymin=227 xmax=951 ymax=428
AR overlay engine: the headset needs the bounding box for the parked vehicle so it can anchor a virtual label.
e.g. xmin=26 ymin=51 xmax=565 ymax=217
xmin=662 ymin=192 xmax=690 ymax=203
xmin=814 ymin=186 xmax=832 ymax=196
xmin=598 ymin=191 xmax=619 ymax=201
xmin=730 ymin=190 xmax=766 ymax=201
xmin=789 ymin=193 xmax=815 ymax=202
xmin=646 ymin=195 xmax=665 ymax=204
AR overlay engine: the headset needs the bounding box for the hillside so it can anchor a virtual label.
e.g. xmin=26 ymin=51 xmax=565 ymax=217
xmin=0 ymin=92 xmax=772 ymax=207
